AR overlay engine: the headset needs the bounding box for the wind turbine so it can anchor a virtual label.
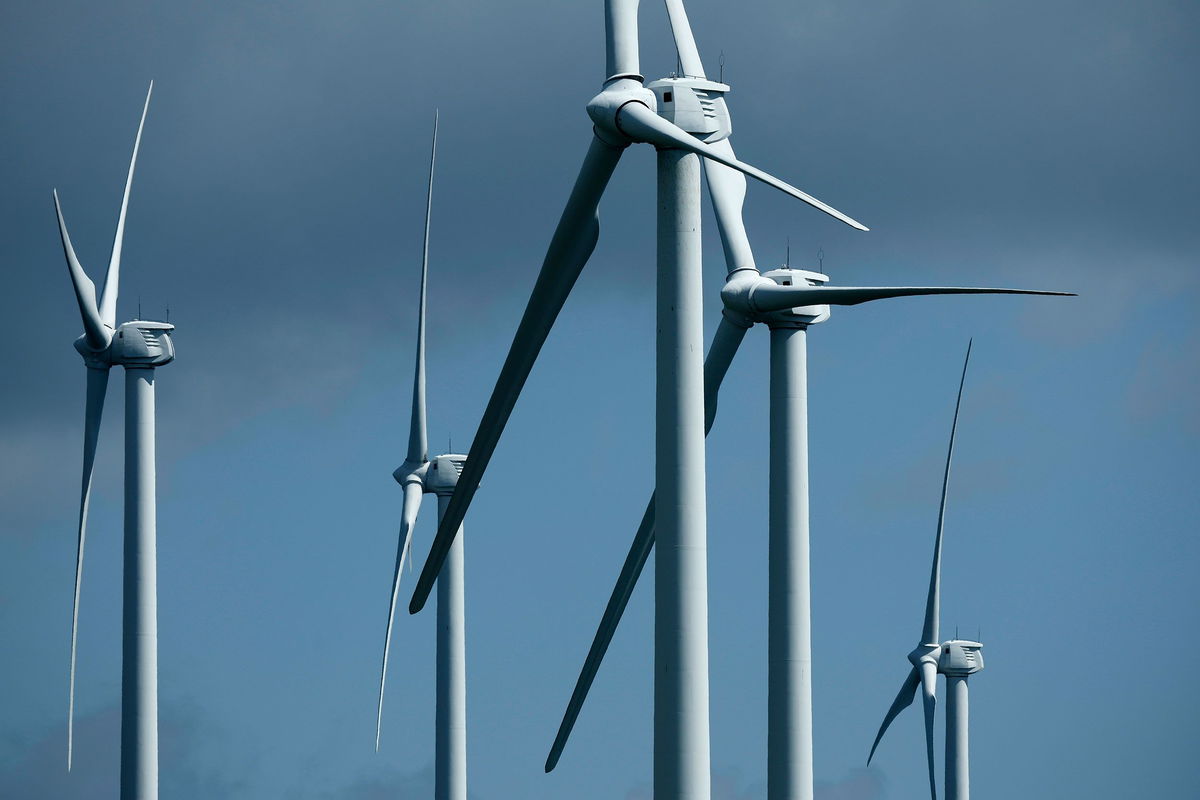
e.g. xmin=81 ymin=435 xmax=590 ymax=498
xmin=56 ymin=82 xmax=172 ymax=800
xmin=867 ymin=341 xmax=985 ymax=800
xmin=404 ymin=2 xmax=869 ymax=796
xmin=538 ymin=5 xmax=1070 ymax=800
xmin=375 ymin=113 xmax=470 ymax=800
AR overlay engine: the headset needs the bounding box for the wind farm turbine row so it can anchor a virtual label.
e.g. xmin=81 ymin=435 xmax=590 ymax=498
xmin=50 ymin=2 xmax=1072 ymax=800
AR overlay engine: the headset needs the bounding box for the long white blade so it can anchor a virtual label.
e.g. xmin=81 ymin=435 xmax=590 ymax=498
xmin=605 ymin=0 xmax=641 ymax=78
xmin=749 ymin=284 xmax=1075 ymax=315
xmin=53 ymin=192 xmax=110 ymax=351
xmin=545 ymin=315 xmax=749 ymax=771
xmin=920 ymin=661 xmax=939 ymax=800
xmin=99 ymin=82 xmax=152 ymax=329
xmin=615 ymin=102 xmax=868 ymax=230
xmin=408 ymin=112 xmax=437 ymax=465
xmin=67 ymin=366 xmax=109 ymax=770
xmin=704 ymin=140 xmax=756 ymax=275
xmin=923 ymin=341 xmax=972 ymax=646
xmin=868 ymin=666 xmax=920 ymax=765
xmin=408 ymin=134 xmax=626 ymax=614
xmin=376 ymin=481 xmax=424 ymax=750
xmin=663 ymin=0 xmax=705 ymax=78
xmin=659 ymin=1 xmax=759 ymax=274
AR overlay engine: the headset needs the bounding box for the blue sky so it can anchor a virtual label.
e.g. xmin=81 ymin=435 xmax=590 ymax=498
xmin=1 ymin=0 xmax=1197 ymax=797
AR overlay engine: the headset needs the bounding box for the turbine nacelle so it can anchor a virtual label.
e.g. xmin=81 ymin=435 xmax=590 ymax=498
xmin=938 ymin=640 xmax=984 ymax=676
xmin=645 ymin=76 xmax=731 ymax=141
xmin=426 ymin=454 xmax=467 ymax=497
xmin=73 ymin=321 xmax=175 ymax=368
xmin=759 ymin=267 xmax=831 ymax=326
xmin=112 ymin=321 xmax=175 ymax=367
xmin=720 ymin=267 xmax=831 ymax=326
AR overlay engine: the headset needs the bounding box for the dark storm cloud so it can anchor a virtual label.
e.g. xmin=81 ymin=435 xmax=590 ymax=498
xmin=2 ymin=1 xmax=1197 ymax=798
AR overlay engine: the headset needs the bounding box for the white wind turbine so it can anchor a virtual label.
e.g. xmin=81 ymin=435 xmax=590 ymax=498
xmin=55 ymin=83 xmax=172 ymax=800
xmin=540 ymin=5 xmax=1069 ymax=800
xmin=867 ymin=341 xmax=985 ymax=800
xmin=375 ymin=113 xmax=470 ymax=800
xmin=404 ymin=2 xmax=869 ymax=796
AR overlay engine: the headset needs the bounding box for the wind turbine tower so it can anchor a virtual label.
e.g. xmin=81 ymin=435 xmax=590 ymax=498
xmin=867 ymin=342 xmax=990 ymax=800
xmin=404 ymin=3 xmax=867 ymax=799
xmin=538 ymin=8 xmax=1069 ymax=799
xmin=55 ymin=83 xmax=170 ymax=800
xmin=375 ymin=113 xmax=469 ymax=800
xmin=940 ymin=638 xmax=984 ymax=800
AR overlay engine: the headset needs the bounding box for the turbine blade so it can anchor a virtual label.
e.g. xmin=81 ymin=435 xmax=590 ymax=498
xmin=545 ymin=315 xmax=748 ymax=771
xmin=546 ymin=497 xmax=654 ymax=773
xmin=99 ymin=82 xmax=152 ymax=328
xmin=867 ymin=666 xmax=920 ymax=765
xmin=68 ymin=366 xmax=110 ymax=770
xmin=658 ymin=1 xmax=757 ymax=275
xmin=920 ymin=661 xmax=939 ymax=800
xmin=605 ymin=0 xmax=641 ymax=78
xmin=749 ymin=285 xmax=1075 ymax=315
xmin=376 ymin=481 xmax=424 ymax=751
xmin=664 ymin=0 xmax=706 ymax=78
xmin=53 ymin=192 xmax=110 ymax=351
xmin=704 ymin=139 xmax=756 ymax=274
xmin=615 ymin=102 xmax=868 ymax=230
xmin=702 ymin=314 xmax=750 ymax=433
xmin=409 ymin=134 xmax=626 ymax=614
xmin=408 ymin=112 xmax=437 ymax=465
xmin=923 ymin=340 xmax=972 ymax=646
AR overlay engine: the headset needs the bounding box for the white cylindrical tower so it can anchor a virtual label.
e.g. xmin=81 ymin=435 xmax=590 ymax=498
xmin=121 ymin=366 xmax=158 ymax=800
xmin=946 ymin=675 xmax=969 ymax=800
xmin=761 ymin=268 xmax=828 ymax=800
xmin=940 ymin=639 xmax=983 ymax=800
xmin=431 ymin=456 xmax=468 ymax=800
xmin=767 ymin=323 xmax=812 ymax=800
xmin=655 ymin=147 xmax=712 ymax=800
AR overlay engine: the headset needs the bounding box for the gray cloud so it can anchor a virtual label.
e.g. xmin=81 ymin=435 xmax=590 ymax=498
xmin=0 ymin=703 xmax=251 ymax=799
xmin=816 ymin=769 xmax=885 ymax=800
xmin=623 ymin=767 xmax=881 ymax=800
xmin=314 ymin=762 xmax=437 ymax=800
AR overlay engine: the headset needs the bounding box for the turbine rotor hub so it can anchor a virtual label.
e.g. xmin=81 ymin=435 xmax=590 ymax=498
xmin=907 ymin=643 xmax=941 ymax=668
xmin=392 ymin=459 xmax=429 ymax=488
xmin=586 ymin=80 xmax=657 ymax=146
xmin=73 ymin=334 xmax=113 ymax=369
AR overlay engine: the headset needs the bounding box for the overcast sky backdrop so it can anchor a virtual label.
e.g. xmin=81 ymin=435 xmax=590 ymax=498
xmin=2 ymin=0 xmax=1197 ymax=798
